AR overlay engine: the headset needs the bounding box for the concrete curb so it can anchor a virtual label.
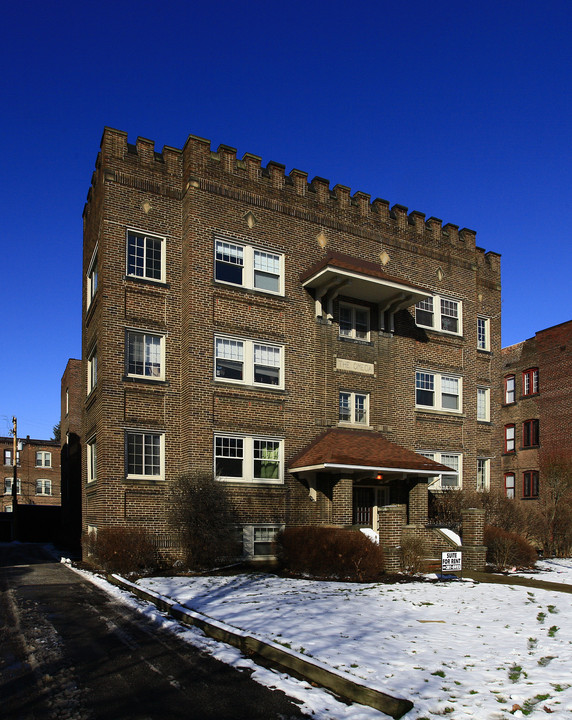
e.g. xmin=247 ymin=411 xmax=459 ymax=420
xmin=108 ymin=574 xmax=413 ymax=719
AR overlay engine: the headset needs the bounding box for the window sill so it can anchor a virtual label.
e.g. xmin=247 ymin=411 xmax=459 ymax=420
xmin=338 ymin=336 xmax=373 ymax=346
xmin=520 ymin=445 xmax=540 ymax=451
xmin=477 ymin=420 xmax=492 ymax=425
xmin=125 ymin=275 xmax=170 ymax=290
xmin=415 ymin=408 xmax=465 ymax=418
xmin=216 ymin=478 xmax=284 ymax=486
xmin=337 ymin=422 xmax=373 ymax=430
xmin=213 ymin=380 xmax=286 ymax=393
xmin=415 ymin=326 xmax=464 ymax=340
xmin=213 ymin=280 xmax=285 ymax=300
xmin=477 ymin=348 xmax=493 ymax=355
xmin=123 ymin=376 xmax=169 ymax=386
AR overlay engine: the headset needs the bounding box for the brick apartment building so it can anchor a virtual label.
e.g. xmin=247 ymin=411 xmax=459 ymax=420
xmin=60 ymin=358 xmax=82 ymax=547
xmin=81 ymin=127 xmax=501 ymax=562
xmin=501 ymin=319 xmax=572 ymax=500
xmin=1 ymin=436 xmax=61 ymax=512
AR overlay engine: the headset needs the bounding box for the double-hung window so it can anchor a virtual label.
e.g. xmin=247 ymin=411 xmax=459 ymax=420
xmin=87 ymin=245 xmax=98 ymax=307
xmin=505 ymin=473 xmax=515 ymax=499
xmin=215 ymin=238 xmax=283 ymax=295
xmin=477 ymin=458 xmax=490 ymax=491
xmin=36 ymin=479 xmax=52 ymax=496
xmin=522 ymin=419 xmax=539 ymax=448
xmin=339 ymin=391 xmax=369 ymax=425
xmin=35 ymin=451 xmax=52 ymax=468
xmin=504 ymin=375 xmax=515 ymax=404
xmin=126 ymin=431 xmax=164 ymax=480
xmin=87 ymin=346 xmax=98 ymax=394
xmin=505 ymin=424 xmax=515 ymax=453
xmin=477 ymin=316 xmax=490 ymax=351
xmin=477 ymin=387 xmax=490 ymax=421
xmin=415 ymin=295 xmax=462 ymax=335
xmin=522 ymin=368 xmax=539 ymax=396
xmin=214 ymin=435 xmax=283 ymax=484
xmin=417 ymin=451 xmax=462 ymax=489
xmin=215 ymin=336 xmax=283 ymax=388
xmin=126 ymin=330 xmax=164 ymax=380
xmin=4 ymin=478 xmax=21 ymax=494
xmin=87 ymin=438 xmax=97 ymax=483
xmin=523 ymin=471 xmax=539 ymax=499
xmin=339 ymin=303 xmax=370 ymax=341
xmin=127 ymin=230 xmax=165 ymax=282
xmin=4 ymin=450 xmax=12 ymax=466
xmin=416 ymin=371 xmax=462 ymax=412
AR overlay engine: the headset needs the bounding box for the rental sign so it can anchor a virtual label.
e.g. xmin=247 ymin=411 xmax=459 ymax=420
xmin=441 ymin=550 xmax=462 ymax=573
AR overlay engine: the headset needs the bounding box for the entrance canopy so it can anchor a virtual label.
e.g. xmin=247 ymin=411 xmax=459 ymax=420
xmin=289 ymin=428 xmax=456 ymax=478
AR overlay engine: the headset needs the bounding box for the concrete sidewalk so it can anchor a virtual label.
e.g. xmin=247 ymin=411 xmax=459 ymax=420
xmin=463 ymin=570 xmax=572 ymax=594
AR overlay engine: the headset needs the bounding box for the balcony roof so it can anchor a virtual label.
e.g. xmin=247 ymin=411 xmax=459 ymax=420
xmin=300 ymin=251 xmax=431 ymax=309
xmin=289 ymin=428 xmax=456 ymax=477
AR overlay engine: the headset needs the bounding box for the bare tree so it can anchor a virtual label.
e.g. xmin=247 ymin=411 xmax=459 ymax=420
xmin=529 ymin=454 xmax=572 ymax=556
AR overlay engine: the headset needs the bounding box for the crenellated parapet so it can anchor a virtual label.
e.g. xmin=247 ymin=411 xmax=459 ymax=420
xmin=85 ymin=127 xmax=494 ymax=256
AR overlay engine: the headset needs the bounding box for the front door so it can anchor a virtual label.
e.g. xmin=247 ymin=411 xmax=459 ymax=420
xmin=352 ymin=486 xmax=390 ymax=528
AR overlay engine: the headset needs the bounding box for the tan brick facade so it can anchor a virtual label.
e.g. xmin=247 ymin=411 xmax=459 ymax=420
xmin=81 ymin=127 xmax=501 ymax=560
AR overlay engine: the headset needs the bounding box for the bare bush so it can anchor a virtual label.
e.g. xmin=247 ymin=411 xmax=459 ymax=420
xmin=277 ymin=526 xmax=385 ymax=582
xmin=399 ymin=537 xmax=429 ymax=575
xmin=529 ymin=455 xmax=572 ymax=556
xmin=484 ymin=525 xmax=537 ymax=570
xmin=169 ymin=472 xmax=240 ymax=569
xmin=84 ymin=526 xmax=157 ymax=575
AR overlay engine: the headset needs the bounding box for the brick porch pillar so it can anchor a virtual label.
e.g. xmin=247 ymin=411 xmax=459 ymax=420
xmin=378 ymin=504 xmax=407 ymax=572
xmin=461 ymin=508 xmax=486 ymax=571
xmin=408 ymin=478 xmax=428 ymax=525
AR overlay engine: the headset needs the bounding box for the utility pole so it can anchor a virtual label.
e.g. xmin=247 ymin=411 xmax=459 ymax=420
xmin=11 ymin=416 xmax=18 ymax=540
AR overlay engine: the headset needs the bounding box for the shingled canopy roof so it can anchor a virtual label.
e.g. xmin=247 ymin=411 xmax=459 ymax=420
xmin=300 ymin=250 xmax=431 ymax=308
xmin=289 ymin=428 xmax=456 ymax=476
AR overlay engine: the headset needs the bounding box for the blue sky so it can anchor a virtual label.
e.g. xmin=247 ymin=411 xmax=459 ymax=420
xmin=1 ymin=0 xmax=571 ymax=440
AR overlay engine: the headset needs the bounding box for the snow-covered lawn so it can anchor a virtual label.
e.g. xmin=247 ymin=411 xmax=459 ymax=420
xmin=129 ymin=563 xmax=572 ymax=719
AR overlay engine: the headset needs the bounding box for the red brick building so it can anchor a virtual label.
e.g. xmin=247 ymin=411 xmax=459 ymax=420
xmin=501 ymin=319 xmax=572 ymax=500
xmin=81 ymin=127 xmax=501 ymax=565
xmin=1 ymin=436 xmax=61 ymax=512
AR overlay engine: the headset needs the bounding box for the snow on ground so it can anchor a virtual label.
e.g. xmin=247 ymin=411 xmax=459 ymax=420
xmin=79 ymin=559 xmax=572 ymax=719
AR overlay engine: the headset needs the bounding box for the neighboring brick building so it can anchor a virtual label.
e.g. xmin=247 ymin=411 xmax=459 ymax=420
xmin=1 ymin=436 xmax=61 ymax=512
xmin=81 ymin=127 xmax=501 ymax=564
xmin=501 ymin=319 xmax=572 ymax=500
xmin=60 ymin=358 xmax=82 ymax=547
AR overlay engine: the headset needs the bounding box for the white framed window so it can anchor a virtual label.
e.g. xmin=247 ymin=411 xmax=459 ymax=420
xmin=477 ymin=316 xmax=490 ymax=351
xmin=242 ymin=524 xmax=284 ymax=558
xmin=87 ymin=244 xmax=98 ymax=306
xmin=339 ymin=302 xmax=370 ymax=341
xmin=504 ymin=375 xmax=515 ymax=404
xmin=3 ymin=450 xmax=12 ymax=466
xmin=87 ymin=346 xmax=97 ymax=394
xmin=4 ymin=477 xmax=21 ymax=495
xmin=477 ymin=458 xmax=490 ymax=491
xmin=522 ymin=368 xmax=539 ymax=396
xmin=505 ymin=424 xmax=515 ymax=453
xmin=126 ymin=431 xmax=164 ymax=480
xmin=214 ymin=435 xmax=283 ymax=484
xmin=339 ymin=391 xmax=369 ymax=425
xmin=87 ymin=438 xmax=97 ymax=483
xmin=35 ymin=451 xmax=52 ymax=468
xmin=127 ymin=230 xmax=165 ymax=282
xmin=215 ymin=336 xmax=283 ymax=388
xmin=477 ymin=387 xmax=490 ymax=422
xmin=126 ymin=330 xmax=165 ymax=380
xmin=415 ymin=295 xmax=462 ymax=335
xmin=417 ymin=451 xmax=462 ymax=489
xmin=214 ymin=238 xmax=284 ymax=295
xmin=65 ymin=387 xmax=69 ymax=416
xmin=36 ymin=479 xmax=52 ymax=496
xmin=416 ymin=371 xmax=462 ymax=412
xmin=505 ymin=472 xmax=515 ymax=499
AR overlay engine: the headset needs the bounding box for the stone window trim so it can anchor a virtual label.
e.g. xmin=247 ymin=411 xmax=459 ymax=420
xmin=415 ymin=294 xmax=463 ymax=336
xmin=214 ymin=236 xmax=284 ymax=296
xmin=415 ymin=370 xmax=463 ymax=414
xmin=243 ymin=524 xmax=284 ymax=559
xmin=476 ymin=458 xmax=491 ymax=491
xmin=214 ymin=434 xmax=284 ymax=485
xmin=477 ymin=386 xmax=490 ymax=422
xmin=126 ymin=229 xmax=167 ymax=284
